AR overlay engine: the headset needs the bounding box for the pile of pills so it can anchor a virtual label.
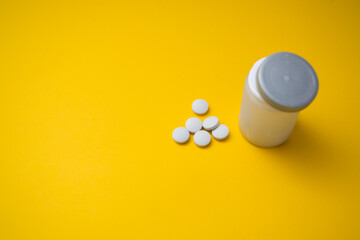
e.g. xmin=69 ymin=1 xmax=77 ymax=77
xmin=172 ymin=99 xmax=229 ymax=147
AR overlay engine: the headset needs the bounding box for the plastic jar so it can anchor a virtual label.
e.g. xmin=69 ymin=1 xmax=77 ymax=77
xmin=239 ymin=52 xmax=319 ymax=148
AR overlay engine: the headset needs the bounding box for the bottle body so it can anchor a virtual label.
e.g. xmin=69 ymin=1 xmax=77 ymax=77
xmin=239 ymin=58 xmax=299 ymax=147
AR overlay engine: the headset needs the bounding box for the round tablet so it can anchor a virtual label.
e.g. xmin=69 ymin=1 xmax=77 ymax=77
xmin=194 ymin=130 xmax=211 ymax=147
xmin=185 ymin=117 xmax=203 ymax=133
xmin=203 ymin=116 xmax=219 ymax=130
xmin=192 ymin=99 xmax=209 ymax=115
xmin=212 ymin=124 xmax=229 ymax=140
xmin=172 ymin=127 xmax=190 ymax=144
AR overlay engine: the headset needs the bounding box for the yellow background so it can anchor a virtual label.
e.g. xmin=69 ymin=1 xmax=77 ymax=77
xmin=1 ymin=0 xmax=360 ymax=239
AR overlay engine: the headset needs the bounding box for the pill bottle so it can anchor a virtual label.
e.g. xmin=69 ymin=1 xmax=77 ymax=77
xmin=239 ymin=52 xmax=318 ymax=148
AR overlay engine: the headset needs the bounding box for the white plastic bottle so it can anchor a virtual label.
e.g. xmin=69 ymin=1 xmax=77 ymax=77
xmin=239 ymin=52 xmax=319 ymax=148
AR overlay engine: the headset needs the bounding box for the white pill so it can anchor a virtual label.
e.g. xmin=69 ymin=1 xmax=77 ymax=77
xmin=172 ymin=127 xmax=190 ymax=144
xmin=203 ymin=116 xmax=219 ymax=130
xmin=185 ymin=117 xmax=203 ymax=133
xmin=194 ymin=130 xmax=211 ymax=147
xmin=192 ymin=99 xmax=209 ymax=115
xmin=212 ymin=124 xmax=229 ymax=140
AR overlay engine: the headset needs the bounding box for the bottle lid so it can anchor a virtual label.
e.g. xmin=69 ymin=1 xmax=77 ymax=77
xmin=257 ymin=52 xmax=319 ymax=112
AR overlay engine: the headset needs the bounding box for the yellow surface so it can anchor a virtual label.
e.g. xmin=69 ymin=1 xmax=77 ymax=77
xmin=1 ymin=0 xmax=360 ymax=239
